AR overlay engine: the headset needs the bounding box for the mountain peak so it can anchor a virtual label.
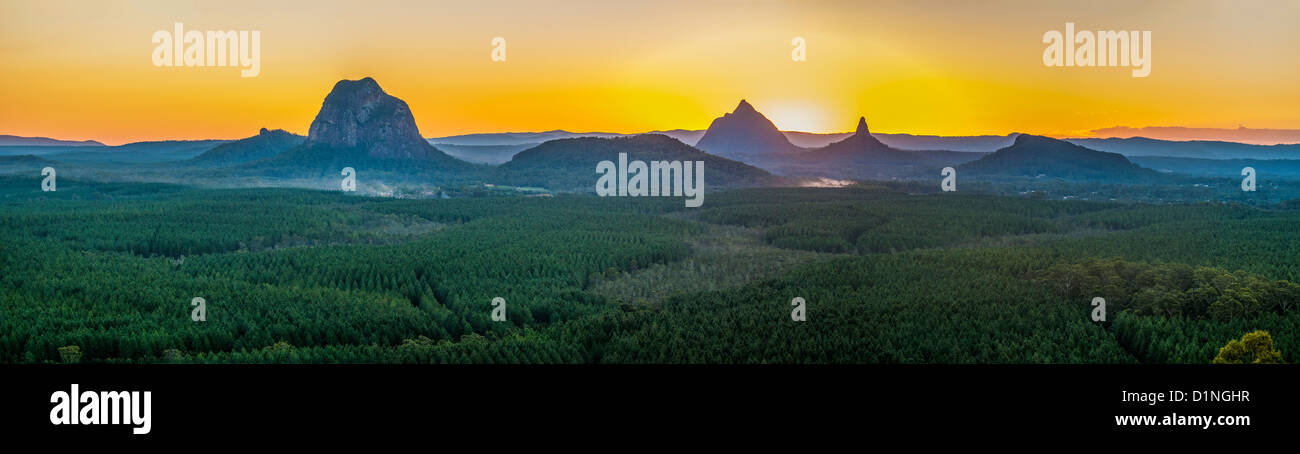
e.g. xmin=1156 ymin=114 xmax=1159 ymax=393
xmin=330 ymin=76 xmax=381 ymax=94
xmin=855 ymin=117 xmax=870 ymax=135
xmin=305 ymin=77 xmax=432 ymax=160
xmin=257 ymin=127 xmax=294 ymax=138
xmin=804 ymin=116 xmax=909 ymax=165
xmin=1012 ymin=133 xmax=1056 ymax=146
xmin=735 ymin=99 xmax=756 ymax=114
xmin=695 ymin=99 xmax=797 ymax=157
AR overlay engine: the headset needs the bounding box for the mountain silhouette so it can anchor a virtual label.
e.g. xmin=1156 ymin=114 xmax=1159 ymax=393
xmin=0 ymin=135 xmax=104 ymax=147
xmin=305 ymin=77 xmax=438 ymax=160
xmin=248 ymin=77 xmax=473 ymax=176
xmin=960 ymin=134 xmax=1156 ymax=179
xmin=801 ymin=117 xmax=924 ymax=166
xmin=1066 ymin=137 xmax=1300 ymax=160
xmin=496 ymin=133 xmax=780 ymax=190
xmin=742 ymin=116 xmax=950 ymax=180
xmin=694 ymin=100 xmax=800 ymax=160
xmin=191 ymin=128 xmax=304 ymax=165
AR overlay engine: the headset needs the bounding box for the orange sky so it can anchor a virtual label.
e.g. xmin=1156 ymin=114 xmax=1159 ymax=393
xmin=2 ymin=0 xmax=1299 ymax=145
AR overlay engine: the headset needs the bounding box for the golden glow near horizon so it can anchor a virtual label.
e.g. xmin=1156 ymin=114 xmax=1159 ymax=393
xmin=2 ymin=0 xmax=1299 ymax=145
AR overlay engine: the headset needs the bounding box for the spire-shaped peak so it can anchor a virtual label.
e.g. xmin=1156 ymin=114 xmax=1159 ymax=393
xmin=734 ymin=99 xmax=756 ymax=114
xmin=855 ymin=117 xmax=870 ymax=135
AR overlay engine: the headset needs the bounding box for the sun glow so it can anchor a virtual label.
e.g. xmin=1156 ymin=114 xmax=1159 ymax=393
xmin=763 ymin=102 xmax=832 ymax=133
xmin=1 ymin=0 xmax=1298 ymax=144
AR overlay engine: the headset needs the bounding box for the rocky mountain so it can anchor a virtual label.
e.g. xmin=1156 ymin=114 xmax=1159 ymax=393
xmin=249 ymin=77 xmax=474 ymax=176
xmin=301 ymin=77 xmax=451 ymax=161
xmin=694 ymin=100 xmax=800 ymax=160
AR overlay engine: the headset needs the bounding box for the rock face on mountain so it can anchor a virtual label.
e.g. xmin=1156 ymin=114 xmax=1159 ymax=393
xmin=304 ymin=77 xmax=440 ymax=161
xmin=694 ymin=100 xmax=800 ymax=159
xmin=247 ymin=77 xmax=473 ymax=178
xmin=191 ymin=128 xmax=304 ymax=165
xmin=961 ymin=134 xmax=1157 ymax=179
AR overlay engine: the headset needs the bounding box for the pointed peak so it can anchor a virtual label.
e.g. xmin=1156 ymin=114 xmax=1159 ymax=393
xmin=855 ymin=117 xmax=869 ymax=135
xmin=734 ymin=99 xmax=756 ymax=114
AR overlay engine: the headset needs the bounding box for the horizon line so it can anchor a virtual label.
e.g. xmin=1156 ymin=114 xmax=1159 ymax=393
xmin=9 ymin=127 xmax=1300 ymax=148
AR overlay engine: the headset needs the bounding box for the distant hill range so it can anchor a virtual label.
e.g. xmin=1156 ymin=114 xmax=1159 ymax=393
xmin=9 ymin=90 xmax=1300 ymax=186
xmin=0 ymin=139 xmax=230 ymax=164
xmin=0 ymin=154 xmax=59 ymax=174
xmin=0 ymin=135 xmax=104 ymax=147
xmin=430 ymin=130 xmax=703 ymax=146
xmin=1065 ymin=137 xmax=1300 ymax=160
xmin=765 ymin=117 xmax=979 ymax=179
xmin=790 ymin=131 xmax=1016 ymax=152
xmin=496 ymin=134 xmax=779 ymax=190
xmin=668 ymin=101 xmax=983 ymax=180
xmin=961 ymin=134 xmax=1158 ymax=180
xmin=1088 ymin=125 xmax=1300 ymax=146
xmin=1129 ymin=156 xmax=1300 ymax=179
xmin=424 ymin=101 xmax=1010 ymax=170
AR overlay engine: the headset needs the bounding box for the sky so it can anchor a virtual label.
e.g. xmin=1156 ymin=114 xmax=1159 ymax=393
xmin=2 ymin=0 xmax=1298 ymax=145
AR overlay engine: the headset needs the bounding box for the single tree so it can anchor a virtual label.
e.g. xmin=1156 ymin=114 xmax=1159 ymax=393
xmin=1213 ymin=330 xmax=1284 ymax=364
